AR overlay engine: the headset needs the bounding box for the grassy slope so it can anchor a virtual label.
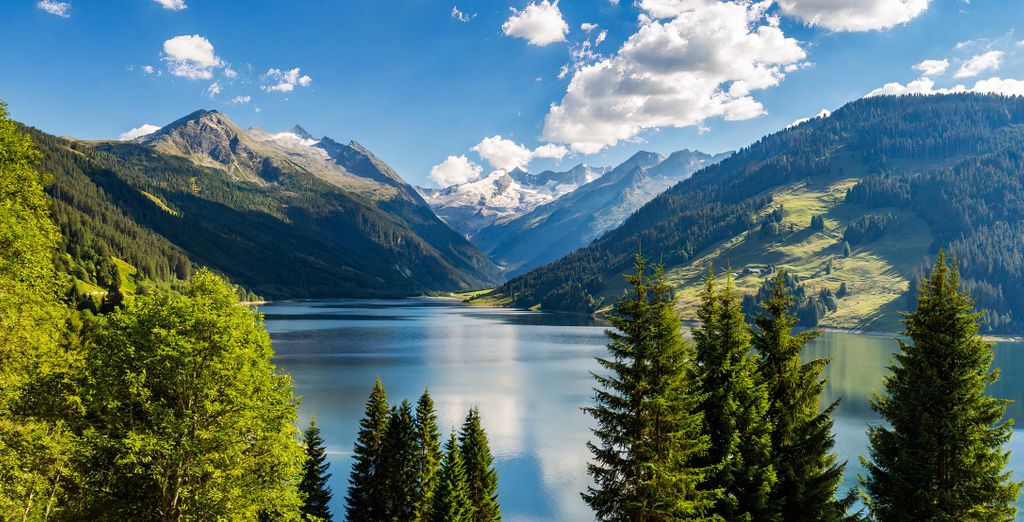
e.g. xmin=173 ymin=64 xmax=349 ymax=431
xmin=640 ymin=174 xmax=934 ymax=332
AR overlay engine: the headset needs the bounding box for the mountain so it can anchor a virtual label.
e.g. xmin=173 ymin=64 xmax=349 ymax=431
xmin=474 ymin=149 xmax=728 ymax=275
xmin=419 ymin=164 xmax=608 ymax=237
xmin=497 ymin=94 xmax=1024 ymax=334
xmin=32 ymin=109 xmax=499 ymax=300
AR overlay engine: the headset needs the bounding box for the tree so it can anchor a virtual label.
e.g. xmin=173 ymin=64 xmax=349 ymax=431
xmin=413 ymin=389 xmax=442 ymax=521
xmin=582 ymin=255 xmax=717 ymax=520
xmin=346 ymin=379 xmax=390 ymax=521
xmin=77 ymin=269 xmax=304 ymax=520
xmin=431 ymin=432 xmax=472 ymax=522
xmin=459 ymin=408 xmax=501 ymax=522
xmin=842 ymin=241 xmax=852 ymax=258
xmin=0 ymin=101 xmax=79 ymax=520
xmin=752 ymin=272 xmax=849 ymax=521
xmin=381 ymin=400 xmax=418 ymax=521
xmin=299 ymin=418 xmax=333 ymax=521
xmin=693 ymin=269 xmax=775 ymax=520
xmin=860 ymin=252 xmax=1023 ymax=521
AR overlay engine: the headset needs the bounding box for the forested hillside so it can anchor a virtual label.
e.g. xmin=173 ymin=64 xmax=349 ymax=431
xmin=25 ymin=111 xmax=500 ymax=301
xmin=499 ymin=94 xmax=1024 ymax=333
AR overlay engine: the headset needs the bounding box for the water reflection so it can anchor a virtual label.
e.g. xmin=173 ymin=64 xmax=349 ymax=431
xmin=264 ymin=300 xmax=1023 ymax=521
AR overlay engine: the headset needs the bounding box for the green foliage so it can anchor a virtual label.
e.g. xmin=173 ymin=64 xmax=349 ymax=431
xmin=842 ymin=214 xmax=894 ymax=245
xmin=300 ymin=418 xmax=334 ymax=521
xmin=583 ymin=255 xmax=717 ymax=520
xmin=346 ymin=379 xmax=390 ymax=521
xmin=381 ymin=400 xmax=418 ymax=520
xmin=75 ymin=270 xmax=304 ymax=519
xmin=413 ymin=390 xmax=442 ymax=521
xmin=810 ymin=214 xmax=826 ymax=232
xmin=860 ymin=252 xmax=1023 ymax=521
xmin=752 ymin=273 xmax=849 ymax=521
xmin=741 ymin=271 xmax=838 ymax=327
xmin=459 ymin=408 xmax=501 ymax=522
xmin=430 ymin=433 xmax=472 ymax=522
xmin=693 ymin=268 xmax=775 ymax=520
xmin=0 ymin=102 xmax=80 ymax=520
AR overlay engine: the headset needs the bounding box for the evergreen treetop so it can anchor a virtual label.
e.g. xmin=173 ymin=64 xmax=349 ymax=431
xmin=300 ymin=418 xmax=333 ymax=521
xmin=460 ymin=407 xmax=501 ymax=522
xmin=413 ymin=389 xmax=443 ymax=521
xmin=431 ymin=432 xmax=473 ymax=522
xmin=346 ymin=378 xmax=390 ymax=521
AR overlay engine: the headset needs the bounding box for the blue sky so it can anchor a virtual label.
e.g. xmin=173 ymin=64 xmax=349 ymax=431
xmin=2 ymin=0 xmax=1023 ymax=187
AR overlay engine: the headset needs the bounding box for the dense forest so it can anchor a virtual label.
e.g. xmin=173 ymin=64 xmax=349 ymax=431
xmin=500 ymin=94 xmax=1024 ymax=332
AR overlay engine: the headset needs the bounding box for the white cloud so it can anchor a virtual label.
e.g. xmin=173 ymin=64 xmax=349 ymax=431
xmin=864 ymin=75 xmax=1024 ymax=97
xmin=543 ymin=1 xmax=805 ymax=153
xmin=776 ymin=0 xmax=929 ymax=32
xmin=261 ymin=67 xmax=313 ymax=93
xmin=205 ymin=81 xmax=222 ymax=99
xmin=37 ymin=0 xmax=70 ymax=17
xmin=913 ymin=58 xmax=949 ymax=76
xmin=429 ymin=155 xmax=484 ymax=187
xmin=969 ymin=77 xmax=1024 ymax=96
xmin=223 ymin=67 xmax=238 ymax=78
xmin=119 ymin=124 xmax=161 ymax=141
xmin=533 ymin=143 xmax=570 ymax=161
xmin=580 ymin=22 xmax=598 ymax=31
xmin=954 ymin=50 xmax=1004 ymax=78
xmin=596 ymin=30 xmax=608 ymax=45
xmin=142 ymin=65 xmax=155 ymax=74
xmin=452 ymin=5 xmax=474 ymax=22
xmin=230 ymin=95 xmax=252 ymax=104
xmin=502 ymin=1 xmax=569 ymax=46
xmin=471 ymin=136 xmax=534 ymax=171
xmin=786 ymin=108 xmax=831 ymax=128
xmin=162 ymin=35 xmax=222 ymax=80
xmin=153 ymin=0 xmax=186 ymax=10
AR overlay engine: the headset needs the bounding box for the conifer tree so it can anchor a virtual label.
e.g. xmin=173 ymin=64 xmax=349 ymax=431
xmin=431 ymin=432 xmax=472 ymax=522
xmin=583 ymin=255 xmax=717 ymax=520
xmin=752 ymin=272 xmax=848 ymax=521
xmin=299 ymin=418 xmax=333 ymax=521
xmin=861 ymin=252 xmax=1023 ymax=521
xmin=459 ymin=408 xmax=501 ymax=522
xmin=413 ymin=389 xmax=442 ymax=521
xmin=381 ymin=399 xmax=419 ymax=521
xmin=693 ymin=269 xmax=775 ymax=520
xmin=346 ymin=379 xmax=390 ymax=521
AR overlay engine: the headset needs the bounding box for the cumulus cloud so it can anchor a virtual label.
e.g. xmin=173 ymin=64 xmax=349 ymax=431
xmin=954 ymin=50 xmax=1004 ymax=78
xmin=205 ymin=81 xmax=222 ymax=99
xmin=776 ymin=0 xmax=929 ymax=32
xmin=502 ymin=1 xmax=569 ymax=46
xmin=452 ymin=6 xmax=474 ymax=22
xmin=162 ymin=35 xmax=222 ymax=80
xmin=471 ymin=136 xmax=534 ymax=171
xmin=119 ymin=124 xmax=161 ymax=141
xmin=533 ymin=143 xmax=570 ymax=161
xmin=913 ymin=58 xmax=949 ymax=76
xmin=865 ymin=75 xmax=1024 ymax=97
xmin=37 ymin=0 xmax=70 ymax=17
xmin=580 ymin=22 xmax=599 ymax=31
xmin=429 ymin=155 xmax=484 ymax=187
xmin=543 ymin=1 xmax=805 ymax=153
xmin=786 ymin=108 xmax=831 ymax=128
xmin=261 ymin=68 xmax=313 ymax=93
xmin=153 ymin=0 xmax=186 ymax=10
xmin=230 ymin=95 xmax=251 ymax=104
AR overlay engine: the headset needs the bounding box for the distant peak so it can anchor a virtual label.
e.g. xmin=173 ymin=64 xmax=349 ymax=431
xmin=290 ymin=124 xmax=314 ymax=140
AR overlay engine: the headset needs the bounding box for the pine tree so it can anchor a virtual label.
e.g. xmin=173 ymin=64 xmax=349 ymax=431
xmin=752 ymin=272 xmax=848 ymax=521
xmin=582 ymin=255 xmax=717 ymax=520
xmin=381 ymin=399 xmax=419 ymax=521
xmin=431 ymin=432 xmax=472 ymax=522
xmin=413 ymin=389 xmax=442 ymax=521
xmin=861 ymin=252 xmax=1023 ymax=521
xmin=346 ymin=379 xmax=390 ymax=521
xmin=299 ymin=418 xmax=333 ymax=521
xmin=693 ymin=269 xmax=775 ymax=520
xmin=459 ymin=408 xmax=501 ymax=521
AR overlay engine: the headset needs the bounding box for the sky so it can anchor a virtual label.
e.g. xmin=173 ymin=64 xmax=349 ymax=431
xmin=2 ymin=0 xmax=1024 ymax=188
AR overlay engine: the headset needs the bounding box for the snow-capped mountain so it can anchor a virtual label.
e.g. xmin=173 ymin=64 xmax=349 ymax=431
xmin=418 ymin=164 xmax=609 ymax=237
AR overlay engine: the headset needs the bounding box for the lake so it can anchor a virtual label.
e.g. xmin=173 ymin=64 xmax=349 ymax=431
xmin=263 ymin=298 xmax=1024 ymax=521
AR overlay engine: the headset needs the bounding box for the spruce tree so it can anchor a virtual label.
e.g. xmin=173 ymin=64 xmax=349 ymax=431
xmin=582 ymin=255 xmax=717 ymax=520
xmin=861 ymin=252 xmax=1023 ymax=521
xmin=381 ymin=399 xmax=419 ymax=521
xmin=431 ymin=432 xmax=473 ymax=522
xmin=752 ymin=272 xmax=848 ymax=521
xmin=346 ymin=379 xmax=390 ymax=521
xmin=693 ymin=269 xmax=775 ymax=520
xmin=413 ymin=389 xmax=443 ymax=521
xmin=299 ymin=418 xmax=333 ymax=521
xmin=459 ymin=407 xmax=501 ymax=521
